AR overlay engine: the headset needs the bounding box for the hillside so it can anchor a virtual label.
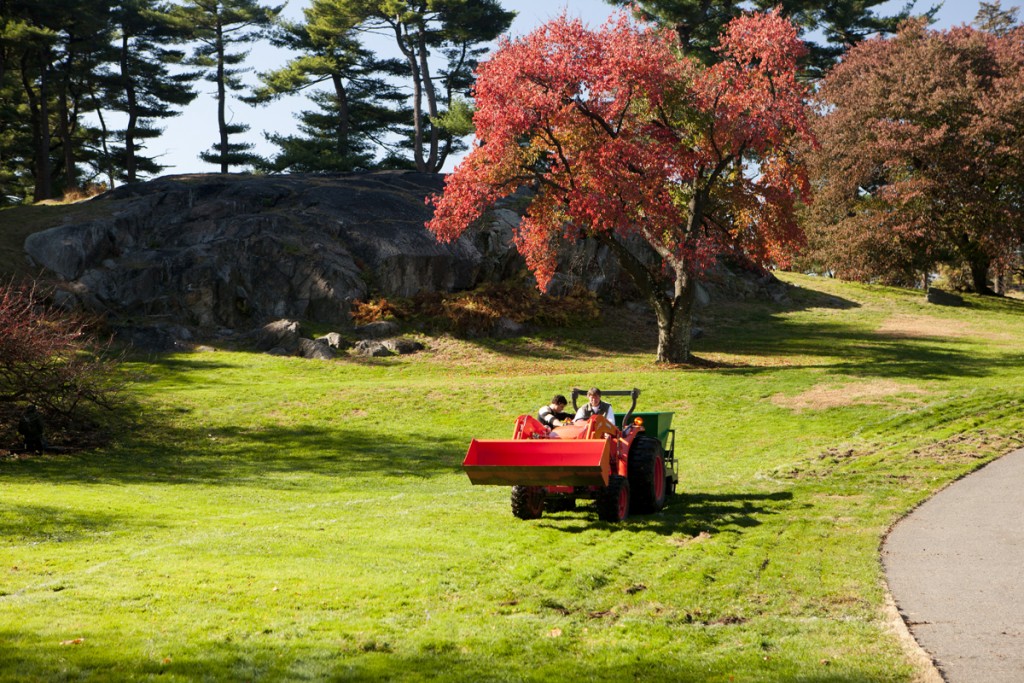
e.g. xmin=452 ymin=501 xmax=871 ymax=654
xmin=2 ymin=272 xmax=1023 ymax=681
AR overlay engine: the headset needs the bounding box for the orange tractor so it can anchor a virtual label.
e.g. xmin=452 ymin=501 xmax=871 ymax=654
xmin=462 ymin=388 xmax=678 ymax=522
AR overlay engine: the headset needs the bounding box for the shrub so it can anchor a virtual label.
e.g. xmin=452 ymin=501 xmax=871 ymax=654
xmin=351 ymin=280 xmax=601 ymax=336
xmin=0 ymin=281 xmax=124 ymax=451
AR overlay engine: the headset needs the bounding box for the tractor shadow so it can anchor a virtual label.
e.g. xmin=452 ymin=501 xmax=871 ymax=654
xmin=537 ymin=490 xmax=796 ymax=536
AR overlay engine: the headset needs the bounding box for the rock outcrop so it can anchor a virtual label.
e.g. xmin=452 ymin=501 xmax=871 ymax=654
xmin=23 ymin=171 xmax=525 ymax=336
xmin=21 ymin=170 xmax=792 ymax=353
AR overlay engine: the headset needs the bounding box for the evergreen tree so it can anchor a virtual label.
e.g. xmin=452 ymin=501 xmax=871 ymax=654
xmin=0 ymin=0 xmax=112 ymax=201
xmin=974 ymin=1 xmax=1021 ymax=35
xmin=340 ymin=0 xmax=515 ymax=173
xmin=249 ymin=0 xmax=409 ymax=172
xmin=105 ymin=0 xmax=200 ymax=183
xmin=178 ymin=0 xmax=282 ymax=173
xmin=608 ymin=0 xmax=936 ymax=75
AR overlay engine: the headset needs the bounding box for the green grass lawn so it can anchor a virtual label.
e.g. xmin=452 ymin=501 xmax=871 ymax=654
xmin=2 ymin=273 xmax=1023 ymax=681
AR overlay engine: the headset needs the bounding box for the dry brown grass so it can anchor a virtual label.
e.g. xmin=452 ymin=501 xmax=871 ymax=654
xmin=770 ymin=379 xmax=928 ymax=412
xmin=876 ymin=314 xmax=969 ymax=339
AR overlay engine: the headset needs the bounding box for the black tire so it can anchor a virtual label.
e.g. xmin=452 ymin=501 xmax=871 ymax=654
xmin=597 ymin=476 xmax=630 ymax=522
xmin=628 ymin=436 xmax=667 ymax=514
xmin=511 ymin=485 xmax=545 ymax=519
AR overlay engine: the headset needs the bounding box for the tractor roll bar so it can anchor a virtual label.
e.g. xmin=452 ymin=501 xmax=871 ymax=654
xmin=571 ymin=387 xmax=641 ymax=426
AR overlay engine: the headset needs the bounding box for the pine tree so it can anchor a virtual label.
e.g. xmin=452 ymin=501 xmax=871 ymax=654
xmin=340 ymin=0 xmax=515 ymax=172
xmin=974 ymin=1 xmax=1021 ymax=36
xmin=607 ymin=0 xmax=935 ymax=75
xmin=249 ymin=0 xmax=408 ymax=172
xmin=178 ymin=0 xmax=282 ymax=173
xmin=104 ymin=0 xmax=200 ymax=183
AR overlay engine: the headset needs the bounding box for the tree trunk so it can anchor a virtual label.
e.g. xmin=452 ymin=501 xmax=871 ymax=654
xmin=652 ymin=272 xmax=696 ymax=364
xmin=393 ymin=21 xmax=425 ymax=172
xmin=598 ymin=233 xmax=697 ymax=363
xmin=23 ymin=50 xmax=53 ymax=201
xmin=331 ymin=73 xmax=349 ymax=160
xmin=56 ymin=72 xmax=76 ymax=193
xmin=121 ymin=32 xmax=138 ymax=182
xmin=969 ymin=254 xmax=994 ymax=295
xmin=416 ymin=28 xmax=440 ymax=172
xmin=216 ymin=21 xmax=228 ymax=174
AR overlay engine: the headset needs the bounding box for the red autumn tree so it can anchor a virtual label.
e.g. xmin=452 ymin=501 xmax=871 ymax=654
xmin=426 ymin=10 xmax=812 ymax=363
xmin=803 ymin=21 xmax=1024 ymax=294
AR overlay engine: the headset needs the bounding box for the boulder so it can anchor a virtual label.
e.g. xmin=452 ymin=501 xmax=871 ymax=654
xmin=352 ymin=340 xmax=394 ymax=357
xmin=297 ymin=337 xmax=335 ymax=360
xmin=382 ymin=337 xmax=425 ymax=354
xmin=355 ymin=320 xmax=400 ymax=339
xmin=927 ymin=287 xmax=965 ymax=306
xmin=492 ymin=317 xmax=527 ymax=338
xmin=251 ymin=319 xmax=302 ymax=352
xmin=315 ymin=332 xmax=351 ymax=350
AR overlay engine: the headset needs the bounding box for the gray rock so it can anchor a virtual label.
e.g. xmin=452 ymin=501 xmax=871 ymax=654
xmin=315 ymin=332 xmax=351 ymax=350
xmin=297 ymin=337 xmax=336 ymax=360
xmin=355 ymin=320 xmax=399 ymax=338
xmin=492 ymin=317 xmax=526 ymax=338
xmin=382 ymin=337 xmax=425 ymax=355
xmin=353 ymin=339 xmax=394 ymax=357
xmin=694 ymin=283 xmax=712 ymax=308
xmin=927 ymin=287 xmax=965 ymax=306
xmin=19 ymin=172 xmax=511 ymax=333
xmin=252 ymin=319 xmax=301 ymax=352
xmin=114 ymin=324 xmax=190 ymax=352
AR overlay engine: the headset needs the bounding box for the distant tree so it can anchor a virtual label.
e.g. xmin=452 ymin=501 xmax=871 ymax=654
xmin=104 ymin=0 xmax=200 ymax=183
xmin=178 ymin=0 xmax=282 ymax=173
xmin=339 ymin=0 xmax=515 ymax=172
xmin=804 ymin=22 xmax=1024 ymax=293
xmin=428 ymin=11 xmax=813 ymax=363
xmin=607 ymin=0 xmax=936 ymax=74
xmin=974 ymin=1 xmax=1021 ymax=35
xmin=0 ymin=0 xmax=113 ymax=201
xmin=249 ymin=0 xmax=408 ymax=172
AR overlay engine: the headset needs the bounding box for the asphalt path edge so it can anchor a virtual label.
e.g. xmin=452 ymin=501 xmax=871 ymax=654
xmin=880 ymin=446 xmax=1024 ymax=683
xmin=882 ymin=582 xmax=944 ymax=682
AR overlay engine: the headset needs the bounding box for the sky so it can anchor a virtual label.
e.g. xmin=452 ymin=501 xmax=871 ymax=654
xmin=151 ymin=0 xmax=992 ymax=177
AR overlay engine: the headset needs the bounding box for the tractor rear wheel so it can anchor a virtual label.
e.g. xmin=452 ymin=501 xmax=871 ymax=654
xmin=511 ymin=485 xmax=545 ymax=519
xmin=628 ymin=436 xmax=667 ymax=514
xmin=597 ymin=476 xmax=630 ymax=522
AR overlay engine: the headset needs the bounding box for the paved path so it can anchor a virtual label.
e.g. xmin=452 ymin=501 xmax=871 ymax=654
xmin=883 ymin=448 xmax=1024 ymax=682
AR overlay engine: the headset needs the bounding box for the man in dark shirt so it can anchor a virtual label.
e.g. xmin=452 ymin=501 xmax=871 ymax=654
xmin=538 ymin=394 xmax=573 ymax=428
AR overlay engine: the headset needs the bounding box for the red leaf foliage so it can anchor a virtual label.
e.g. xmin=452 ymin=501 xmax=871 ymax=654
xmin=426 ymin=10 xmax=813 ymax=292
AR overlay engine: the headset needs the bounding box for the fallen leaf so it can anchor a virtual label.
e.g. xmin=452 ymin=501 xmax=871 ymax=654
xmin=547 ymin=628 xmax=562 ymax=638
xmin=60 ymin=638 xmax=84 ymax=646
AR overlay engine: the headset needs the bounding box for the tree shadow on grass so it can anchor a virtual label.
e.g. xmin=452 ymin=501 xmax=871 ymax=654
xmin=0 ymin=418 xmax=467 ymax=489
xmin=435 ymin=282 xmax=1023 ymax=383
xmin=537 ymin=491 xmax=797 ymax=537
xmin=0 ymin=503 xmax=148 ymax=547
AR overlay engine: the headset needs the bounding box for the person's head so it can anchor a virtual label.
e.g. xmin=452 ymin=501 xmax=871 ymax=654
xmin=550 ymin=394 xmax=567 ymax=410
xmin=587 ymin=387 xmax=602 ymax=407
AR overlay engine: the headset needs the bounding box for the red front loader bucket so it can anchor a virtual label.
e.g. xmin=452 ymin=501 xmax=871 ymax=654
xmin=463 ymin=438 xmax=613 ymax=487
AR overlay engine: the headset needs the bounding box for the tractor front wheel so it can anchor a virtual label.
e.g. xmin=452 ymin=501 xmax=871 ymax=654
xmin=597 ymin=476 xmax=630 ymax=522
xmin=511 ymin=485 xmax=545 ymax=519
